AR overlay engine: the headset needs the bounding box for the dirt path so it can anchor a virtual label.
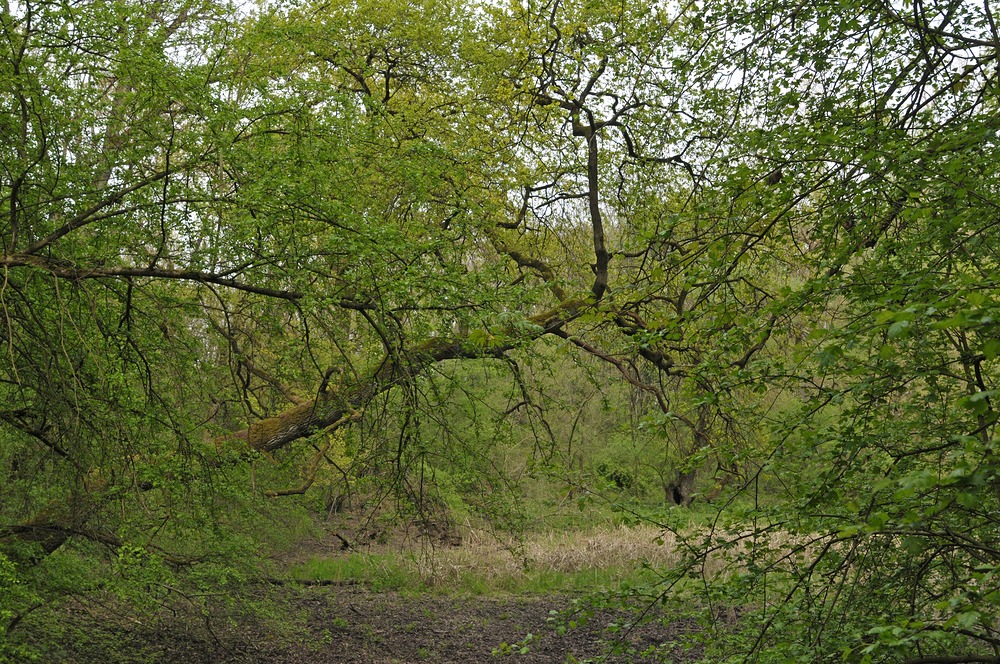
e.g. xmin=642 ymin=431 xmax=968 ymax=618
xmin=52 ymin=586 xmax=704 ymax=663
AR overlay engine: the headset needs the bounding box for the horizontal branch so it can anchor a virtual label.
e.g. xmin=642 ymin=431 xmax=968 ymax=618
xmin=0 ymin=254 xmax=374 ymax=309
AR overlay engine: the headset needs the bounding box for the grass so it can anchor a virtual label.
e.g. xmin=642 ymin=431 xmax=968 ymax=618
xmin=287 ymin=523 xmax=678 ymax=595
xmin=290 ymin=553 xmax=415 ymax=591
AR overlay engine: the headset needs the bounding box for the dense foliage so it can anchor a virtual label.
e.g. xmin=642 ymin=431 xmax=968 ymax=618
xmin=1 ymin=0 xmax=998 ymax=660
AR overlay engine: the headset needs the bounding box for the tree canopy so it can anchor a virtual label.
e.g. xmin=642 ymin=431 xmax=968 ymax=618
xmin=2 ymin=0 xmax=999 ymax=660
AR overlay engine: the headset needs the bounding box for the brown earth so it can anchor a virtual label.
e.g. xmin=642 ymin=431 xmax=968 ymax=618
xmin=43 ymin=585 xmax=705 ymax=663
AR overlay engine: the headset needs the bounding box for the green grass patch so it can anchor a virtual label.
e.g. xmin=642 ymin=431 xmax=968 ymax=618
xmin=289 ymin=552 xmax=661 ymax=596
xmin=289 ymin=553 xmax=420 ymax=592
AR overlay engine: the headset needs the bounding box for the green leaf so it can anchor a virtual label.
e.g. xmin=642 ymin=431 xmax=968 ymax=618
xmin=887 ymin=320 xmax=911 ymax=339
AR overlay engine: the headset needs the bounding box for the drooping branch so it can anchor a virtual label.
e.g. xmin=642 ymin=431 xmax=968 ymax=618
xmin=550 ymin=327 xmax=670 ymax=414
xmin=263 ymin=418 xmax=350 ymax=497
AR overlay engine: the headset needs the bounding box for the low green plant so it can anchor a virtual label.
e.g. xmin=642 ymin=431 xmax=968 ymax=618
xmin=290 ymin=553 xmax=422 ymax=592
xmin=0 ymin=552 xmax=39 ymax=663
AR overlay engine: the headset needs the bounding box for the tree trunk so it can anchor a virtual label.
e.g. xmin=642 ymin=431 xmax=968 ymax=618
xmin=665 ymin=470 xmax=696 ymax=506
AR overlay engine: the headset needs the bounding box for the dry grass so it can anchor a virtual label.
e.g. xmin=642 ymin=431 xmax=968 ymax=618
xmin=293 ymin=520 xmax=818 ymax=594
xmin=408 ymin=524 xmax=680 ymax=588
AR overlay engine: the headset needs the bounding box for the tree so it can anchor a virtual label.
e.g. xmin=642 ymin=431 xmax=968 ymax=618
xmin=2 ymin=0 xmax=1000 ymax=660
xmin=636 ymin=0 xmax=1000 ymax=660
xmin=462 ymin=0 xmax=806 ymax=505
xmin=0 ymin=0 xmax=570 ymax=639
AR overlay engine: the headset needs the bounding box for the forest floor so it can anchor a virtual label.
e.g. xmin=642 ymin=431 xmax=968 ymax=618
xmin=51 ymin=584 xmax=705 ymax=663
xmin=30 ymin=521 xmax=709 ymax=662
